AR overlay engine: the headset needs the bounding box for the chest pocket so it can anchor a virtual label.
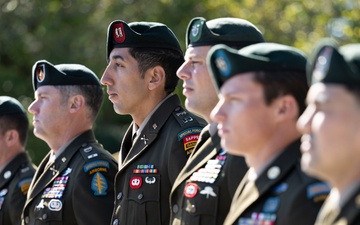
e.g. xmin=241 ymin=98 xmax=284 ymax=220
xmin=127 ymin=174 xmax=160 ymax=203
xmin=33 ymin=199 xmax=63 ymax=225
xmin=183 ymin=182 xmax=219 ymax=216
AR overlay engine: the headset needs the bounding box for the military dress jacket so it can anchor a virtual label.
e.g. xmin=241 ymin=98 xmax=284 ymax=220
xmin=110 ymin=94 xmax=206 ymax=225
xmin=224 ymin=140 xmax=330 ymax=225
xmin=0 ymin=152 xmax=35 ymax=225
xmin=22 ymin=130 xmax=118 ymax=225
xmin=169 ymin=123 xmax=248 ymax=225
xmin=315 ymin=187 xmax=360 ymax=225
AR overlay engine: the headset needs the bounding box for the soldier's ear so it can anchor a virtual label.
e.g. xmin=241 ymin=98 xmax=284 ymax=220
xmin=274 ymin=95 xmax=298 ymax=121
xmin=69 ymin=95 xmax=85 ymax=113
xmin=148 ymin=66 xmax=165 ymax=91
xmin=3 ymin=129 xmax=19 ymax=147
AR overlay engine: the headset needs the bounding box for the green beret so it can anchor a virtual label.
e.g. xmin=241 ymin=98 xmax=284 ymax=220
xmin=186 ymin=17 xmax=265 ymax=48
xmin=207 ymin=43 xmax=307 ymax=91
xmin=307 ymin=38 xmax=360 ymax=86
xmin=32 ymin=60 xmax=100 ymax=91
xmin=106 ymin=20 xmax=182 ymax=61
xmin=0 ymin=96 xmax=26 ymax=115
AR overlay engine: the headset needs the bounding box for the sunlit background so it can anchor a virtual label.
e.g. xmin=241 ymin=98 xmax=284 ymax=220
xmin=1 ymin=0 xmax=359 ymax=164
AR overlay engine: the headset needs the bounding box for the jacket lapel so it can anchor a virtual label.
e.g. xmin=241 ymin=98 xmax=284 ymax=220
xmin=226 ymin=140 xmax=300 ymax=224
xmin=119 ymin=95 xmax=181 ymax=171
xmin=171 ymin=125 xmax=219 ymax=194
xmin=0 ymin=152 xmax=29 ymax=190
xmin=26 ymin=130 xmax=96 ymax=202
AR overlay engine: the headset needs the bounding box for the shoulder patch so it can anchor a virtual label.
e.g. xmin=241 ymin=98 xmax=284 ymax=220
xmin=84 ymin=160 xmax=110 ymax=175
xmin=178 ymin=127 xmax=202 ymax=155
xmin=18 ymin=178 xmax=33 ymax=195
xmin=307 ymin=182 xmax=330 ymax=203
xmin=91 ymin=172 xmax=108 ymax=196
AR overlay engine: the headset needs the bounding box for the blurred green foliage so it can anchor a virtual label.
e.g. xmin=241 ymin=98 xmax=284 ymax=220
xmin=0 ymin=0 xmax=359 ymax=165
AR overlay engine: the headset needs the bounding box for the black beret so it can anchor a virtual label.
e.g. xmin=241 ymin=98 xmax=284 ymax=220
xmin=0 ymin=96 xmax=26 ymax=115
xmin=186 ymin=17 xmax=265 ymax=48
xmin=106 ymin=20 xmax=182 ymax=61
xmin=207 ymin=43 xmax=307 ymax=91
xmin=32 ymin=60 xmax=100 ymax=91
xmin=307 ymin=38 xmax=360 ymax=86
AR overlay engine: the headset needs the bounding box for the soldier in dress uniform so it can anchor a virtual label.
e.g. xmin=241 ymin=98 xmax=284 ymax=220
xmin=101 ymin=20 xmax=206 ymax=225
xmin=22 ymin=61 xmax=118 ymax=225
xmin=170 ymin=17 xmax=265 ymax=225
xmin=208 ymin=43 xmax=330 ymax=225
xmin=297 ymin=39 xmax=360 ymax=225
xmin=0 ymin=96 xmax=35 ymax=225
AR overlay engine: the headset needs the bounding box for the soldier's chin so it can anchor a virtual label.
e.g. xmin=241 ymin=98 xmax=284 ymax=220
xmin=301 ymin=153 xmax=317 ymax=177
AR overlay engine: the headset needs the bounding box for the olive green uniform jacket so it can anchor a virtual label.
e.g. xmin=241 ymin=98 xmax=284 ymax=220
xmin=315 ymin=188 xmax=360 ymax=225
xmin=22 ymin=130 xmax=118 ymax=225
xmin=0 ymin=152 xmax=35 ymax=225
xmin=110 ymin=94 xmax=206 ymax=225
xmin=224 ymin=140 xmax=330 ymax=225
xmin=169 ymin=123 xmax=248 ymax=225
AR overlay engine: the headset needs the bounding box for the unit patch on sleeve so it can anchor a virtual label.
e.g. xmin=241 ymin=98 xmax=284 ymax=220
xmin=178 ymin=127 xmax=202 ymax=155
xmin=307 ymin=182 xmax=330 ymax=203
xmin=84 ymin=160 xmax=110 ymax=175
xmin=18 ymin=178 xmax=33 ymax=195
xmin=91 ymin=172 xmax=108 ymax=196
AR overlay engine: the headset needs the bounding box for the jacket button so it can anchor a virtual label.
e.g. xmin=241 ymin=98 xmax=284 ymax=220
xmin=42 ymin=214 xmax=48 ymax=220
xmin=24 ymin=216 xmax=30 ymax=224
xmin=172 ymin=204 xmax=179 ymax=213
xmin=138 ymin=193 xmax=143 ymax=199
xmin=190 ymin=205 xmax=196 ymax=213
xmin=117 ymin=192 xmax=123 ymax=200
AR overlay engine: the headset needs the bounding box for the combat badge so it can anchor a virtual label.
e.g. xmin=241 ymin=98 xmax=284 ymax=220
xmin=178 ymin=127 xmax=202 ymax=155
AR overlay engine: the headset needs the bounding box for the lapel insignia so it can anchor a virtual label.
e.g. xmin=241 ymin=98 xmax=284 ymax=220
xmin=267 ymin=166 xmax=280 ymax=180
xmin=152 ymin=123 xmax=158 ymax=130
xmin=140 ymin=135 xmax=149 ymax=145
xmin=4 ymin=171 xmax=11 ymax=179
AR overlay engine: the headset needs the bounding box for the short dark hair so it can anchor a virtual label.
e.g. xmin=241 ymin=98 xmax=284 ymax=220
xmin=0 ymin=113 xmax=29 ymax=146
xmin=129 ymin=47 xmax=184 ymax=94
xmin=252 ymin=70 xmax=309 ymax=116
xmin=55 ymin=85 xmax=104 ymax=121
